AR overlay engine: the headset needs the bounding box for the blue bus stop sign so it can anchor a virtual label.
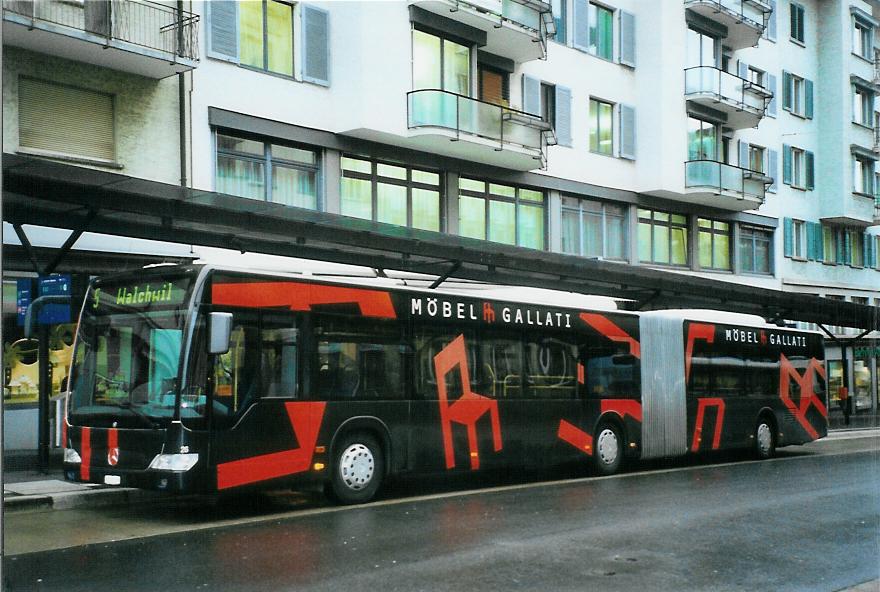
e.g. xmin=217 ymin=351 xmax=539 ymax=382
xmin=37 ymin=274 xmax=72 ymax=325
xmin=16 ymin=278 xmax=35 ymax=327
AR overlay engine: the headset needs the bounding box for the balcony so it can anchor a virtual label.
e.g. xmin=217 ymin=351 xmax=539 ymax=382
xmin=684 ymin=67 xmax=771 ymax=130
xmin=2 ymin=0 xmax=199 ymax=79
xmin=683 ymin=0 xmax=771 ymax=50
xmin=875 ymin=194 xmax=880 ymax=226
xmin=407 ymin=89 xmax=554 ymax=170
xmin=684 ymin=160 xmax=769 ymax=211
xmin=409 ymin=0 xmax=554 ymax=62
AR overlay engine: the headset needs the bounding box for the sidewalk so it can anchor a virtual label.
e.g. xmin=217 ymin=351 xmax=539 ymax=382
xmin=3 ymin=427 xmax=879 ymax=513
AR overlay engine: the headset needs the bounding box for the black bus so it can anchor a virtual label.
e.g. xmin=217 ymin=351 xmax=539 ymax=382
xmin=63 ymin=264 xmax=827 ymax=503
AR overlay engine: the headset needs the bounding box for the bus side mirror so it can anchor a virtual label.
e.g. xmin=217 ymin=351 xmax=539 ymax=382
xmin=208 ymin=312 xmax=233 ymax=355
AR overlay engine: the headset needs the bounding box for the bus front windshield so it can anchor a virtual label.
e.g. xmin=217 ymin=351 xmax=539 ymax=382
xmin=69 ymin=276 xmax=194 ymax=427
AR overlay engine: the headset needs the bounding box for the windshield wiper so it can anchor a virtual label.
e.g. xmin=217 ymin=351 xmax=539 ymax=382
xmin=116 ymin=401 xmax=160 ymax=429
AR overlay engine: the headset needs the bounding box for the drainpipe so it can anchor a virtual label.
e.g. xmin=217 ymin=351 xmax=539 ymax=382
xmin=177 ymin=0 xmax=187 ymax=188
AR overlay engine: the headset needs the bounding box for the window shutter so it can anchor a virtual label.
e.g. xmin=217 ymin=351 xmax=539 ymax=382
xmin=843 ymin=231 xmax=852 ymax=264
xmin=768 ymin=148 xmax=778 ymax=192
xmin=767 ymin=73 xmax=777 ymax=116
xmin=782 ymin=144 xmax=792 ymax=185
xmin=738 ymin=60 xmax=749 ymax=80
xmin=555 ymin=85 xmax=573 ymax=147
xmin=522 ymin=74 xmax=542 ymax=116
xmin=783 ymin=218 xmax=793 ymax=257
xmin=782 ymin=71 xmax=792 ymax=110
xmin=207 ymin=0 xmax=239 ymax=63
xmin=808 ymin=222 xmax=821 ymax=260
xmin=805 ymin=150 xmax=815 ymax=189
xmin=302 ymin=5 xmax=330 ymax=86
xmin=767 ymin=0 xmax=777 ymax=40
xmin=19 ymin=78 xmax=114 ymax=161
xmin=619 ymin=10 xmax=635 ymax=68
xmin=816 ymin=223 xmax=825 ymax=261
xmin=864 ymin=233 xmax=874 ymax=268
xmin=619 ymin=103 xmax=636 ymax=160
xmin=805 ymin=78 xmax=814 ymax=119
xmin=573 ymin=0 xmax=589 ymax=52
xmin=837 ymin=231 xmax=846 ymax=263
xmin=738 ymin=140 xmax=748 ymax=169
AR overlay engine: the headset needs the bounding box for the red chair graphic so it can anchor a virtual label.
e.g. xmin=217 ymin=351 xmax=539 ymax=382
xmin=434 ymin=335 xmax=503 ymax=470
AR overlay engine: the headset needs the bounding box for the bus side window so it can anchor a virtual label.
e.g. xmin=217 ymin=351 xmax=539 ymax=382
xmin=475 ymin=333 xmax=521 ymax=399
xmin=260 ymin=314 xmax=298 ymax=399
xmin=212 ymin=316 xmax=261 ymax=425
xmin=524 ymin=334 xmax=578 ymax=400
xmin=413 ymin=330 xmax=476 ymax=400
xmin=582 ymin=343 xmax=639 ymax=399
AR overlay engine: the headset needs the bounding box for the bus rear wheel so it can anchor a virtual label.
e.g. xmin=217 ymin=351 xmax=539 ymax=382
xmin=594 ymin=423 xmax=624 ymax=476
xmin=330 ymin=433 xmax=384 ymax=504
xmin=754 ymin=417 xmax=776 ymax=460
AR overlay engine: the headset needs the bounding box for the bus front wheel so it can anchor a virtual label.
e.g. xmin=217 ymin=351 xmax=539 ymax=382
xmin=594 ymin=423 xmax=623 ymax=476
xmin=330 ymin=433 xmax=384 ymax=504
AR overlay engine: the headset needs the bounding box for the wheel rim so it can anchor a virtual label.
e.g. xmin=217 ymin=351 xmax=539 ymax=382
xmin=757 ymin=423 xmax=772 ymax=455
xmin=339 ymin=443 xmax=375 ymax=491
xmin=596 ymin=428 xmax=619 ymax=465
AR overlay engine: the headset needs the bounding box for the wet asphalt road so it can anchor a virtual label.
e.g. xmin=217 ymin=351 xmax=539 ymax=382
xmin=3 ymin=437 xmax=879 ymax=592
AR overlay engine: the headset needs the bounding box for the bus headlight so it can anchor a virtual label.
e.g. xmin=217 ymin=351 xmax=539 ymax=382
xmin=148 ymin=453 xmax=199 ymax=472
xmin=64 ymin=448 xmax=82 ymax=464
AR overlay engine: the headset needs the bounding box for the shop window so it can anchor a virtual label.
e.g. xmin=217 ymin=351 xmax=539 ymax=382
xmin=638 ymin=208 xmax=688 ymax=267
xmin=738 ymin=226 xmax=773 ymax=275
xmin=458 ymin=178 xmax=545 ymax=249
xmin=561 ymin=197 xmax=627 ymax=260
xmin=698 ymin=219 xmax=731 ymax=271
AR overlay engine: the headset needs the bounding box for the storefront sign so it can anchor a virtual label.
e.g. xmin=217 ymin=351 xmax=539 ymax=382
xmin=853 ymin=346 xmax=880 ymax=359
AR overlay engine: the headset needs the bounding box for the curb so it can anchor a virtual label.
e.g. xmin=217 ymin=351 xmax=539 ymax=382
xmin=4 ymin=486 xmax=175 ymax=513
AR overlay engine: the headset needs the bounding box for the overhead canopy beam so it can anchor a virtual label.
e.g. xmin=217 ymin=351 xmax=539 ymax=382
xmin=3 ymin=153 xmax=878 ymax=330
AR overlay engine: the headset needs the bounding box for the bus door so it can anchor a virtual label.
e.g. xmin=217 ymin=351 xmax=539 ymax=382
xmin=206 ymin=310 xmax=308 ymax=492
xmin=410 ymin=329 xmax=510 ymax=474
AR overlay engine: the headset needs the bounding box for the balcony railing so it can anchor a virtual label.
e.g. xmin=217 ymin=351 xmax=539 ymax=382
xmin=683 ymin=0 xmax=770 ymax=49
xmin=875 ymin=193 xmax=880 ymax=224
xmin=3 ymin=0 xmax=199 ymax=62
xmin=411 ymin=0 xmax=553 ymax=61
xmin=685 ymin=160 xmax=769 ymax=204
xmin=684 ymin=66 xmax=771 ymax=128
xmin=407 ymin=89 xmax=554 ymax=164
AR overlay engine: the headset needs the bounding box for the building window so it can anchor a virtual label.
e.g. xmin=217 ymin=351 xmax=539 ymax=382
xmin=240 ymin=1 xmax=294 ymax=77
xmin=589 ymin=98 xmax=614 ymax=155
xmin=552 ymin=0 xmax=567 ymax=44
xmin=560 ymin=197 xmax=627 ymax=260
xmin=698 ymin=218 xmax=731 ymax=271
xmin=748 ymin=144 xmax=765 ymax=173
xmin=686 ymin=27 xmax=718 ymax=68
xmin=638 ymin=209 xmax=688 ymax=266
xmin=747 ymin=66 xmax=766 ymax=88
xmin=739 ymin=226 xmax=772 ymax=275
xmin=588 ymin=3 xmax=614 ymax=60
xmin=849 ymin=229 xmax=865 ymax=267
xmin=542 ymin=83 xmax=557 ymax=127
xmin=18 ymin=77 xmax=115 ymax=163
xmin=216 ymin=132 xmax=320 ymax=209
xmin=341 ymin=156 xmax=441 ymax=231
xmin=854 ymin=19 xmax=873 ymax=60
xmin=823 ymin=226 xmax=837 ymax=264
xmin=791 ymin=219 xmax=806 ymax=258
xmin=853 ymin=86 xmax=874 ymax=126
xmin=791 ymin=146 xmax=805 ymax=187
xmin=687 ymin=117 xmax=718 ymax=160
xmin=478 ymin=64 xmax=509 ymax=107
xmin=790 ymin=2 xmax=805 ymax=44
xmin=853 ymin=155 xmax=875 ymax=195
xmin=458 ymin=178 xmax=545 ymax=249
xmin=791 ymin=74 xmax=804 ymax=114
xmin=413 ymin=28 xmax=471 ymax=95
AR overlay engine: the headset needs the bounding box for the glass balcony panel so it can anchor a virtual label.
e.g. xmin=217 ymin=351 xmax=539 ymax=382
xmin=686 ymin=160 xmax=718 ymax=188
xmin=720 ymin=163 xmax=743 ymax=194
xmin=459 ymin=96 xmax=502 ymax=141
xmin=502 ymin=0 xmax=540 ymax=30
xmin=409 ymin=90 xmax=458 ymax=129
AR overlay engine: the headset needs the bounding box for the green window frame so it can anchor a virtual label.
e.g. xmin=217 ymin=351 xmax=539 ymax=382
xmin=560 ymin=197 xmax=627 ymax=260
xmin=340 ymin=156 xmax=442 ymax=231
xmin=790 ymin=2 xmax=805 ymax=44
xmin=738 ymin=226 xmax=773 ymax=275
xmin=458 ymin=178 xmax=545 ymax=249
xmin=216 ymin=131 xmax=320 ymax=210
xmin=698 ymin=218 xmax=732 ymax=271
xmin=589 ymin=98 xmax=614 ymax=155
xmin=240 ymin=0 xmax=295 ymax=77
xmin=848 ymin=229 xmax=865 ymax=267
xmin=588 ymin=2 xmax=614 ymax=60
xmin=638 ymin=208 xmax=688 ymax=266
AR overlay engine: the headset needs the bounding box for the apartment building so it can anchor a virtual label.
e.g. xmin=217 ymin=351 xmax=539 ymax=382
xmin=2 ymin=0 xmax=879 ymax=451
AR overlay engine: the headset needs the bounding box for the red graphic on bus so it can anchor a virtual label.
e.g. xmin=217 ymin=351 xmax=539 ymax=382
xmin=691 ymin=397 xmax=725 ymax=452
xmin=579 ymin=313 xmax=641 ymax=358
xmin=685 ymin=323 xmax=715 ymax=382
xmin=216 ymin=402 xmax=326 ymax=490
xmin=557 ymin=399 xmax=642 ymax=456
xmin=601 ymin=399 xmax=643 ymax=422
xmin=779 ymin=355 xmax=828 ymax=440
xmin=80 ymin=427 xmax=92 ymax=481
xmin=212 ymin=282 xmax=396 ymax=318
xmin=434 ymin=335 xmax=502 ymax=470
xmin=107 ymin=428 xmax=119 ymax=466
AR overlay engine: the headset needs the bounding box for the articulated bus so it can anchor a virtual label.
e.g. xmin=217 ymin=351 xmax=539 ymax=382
xmin=63 ymin=264 xmax=827 ymax=503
